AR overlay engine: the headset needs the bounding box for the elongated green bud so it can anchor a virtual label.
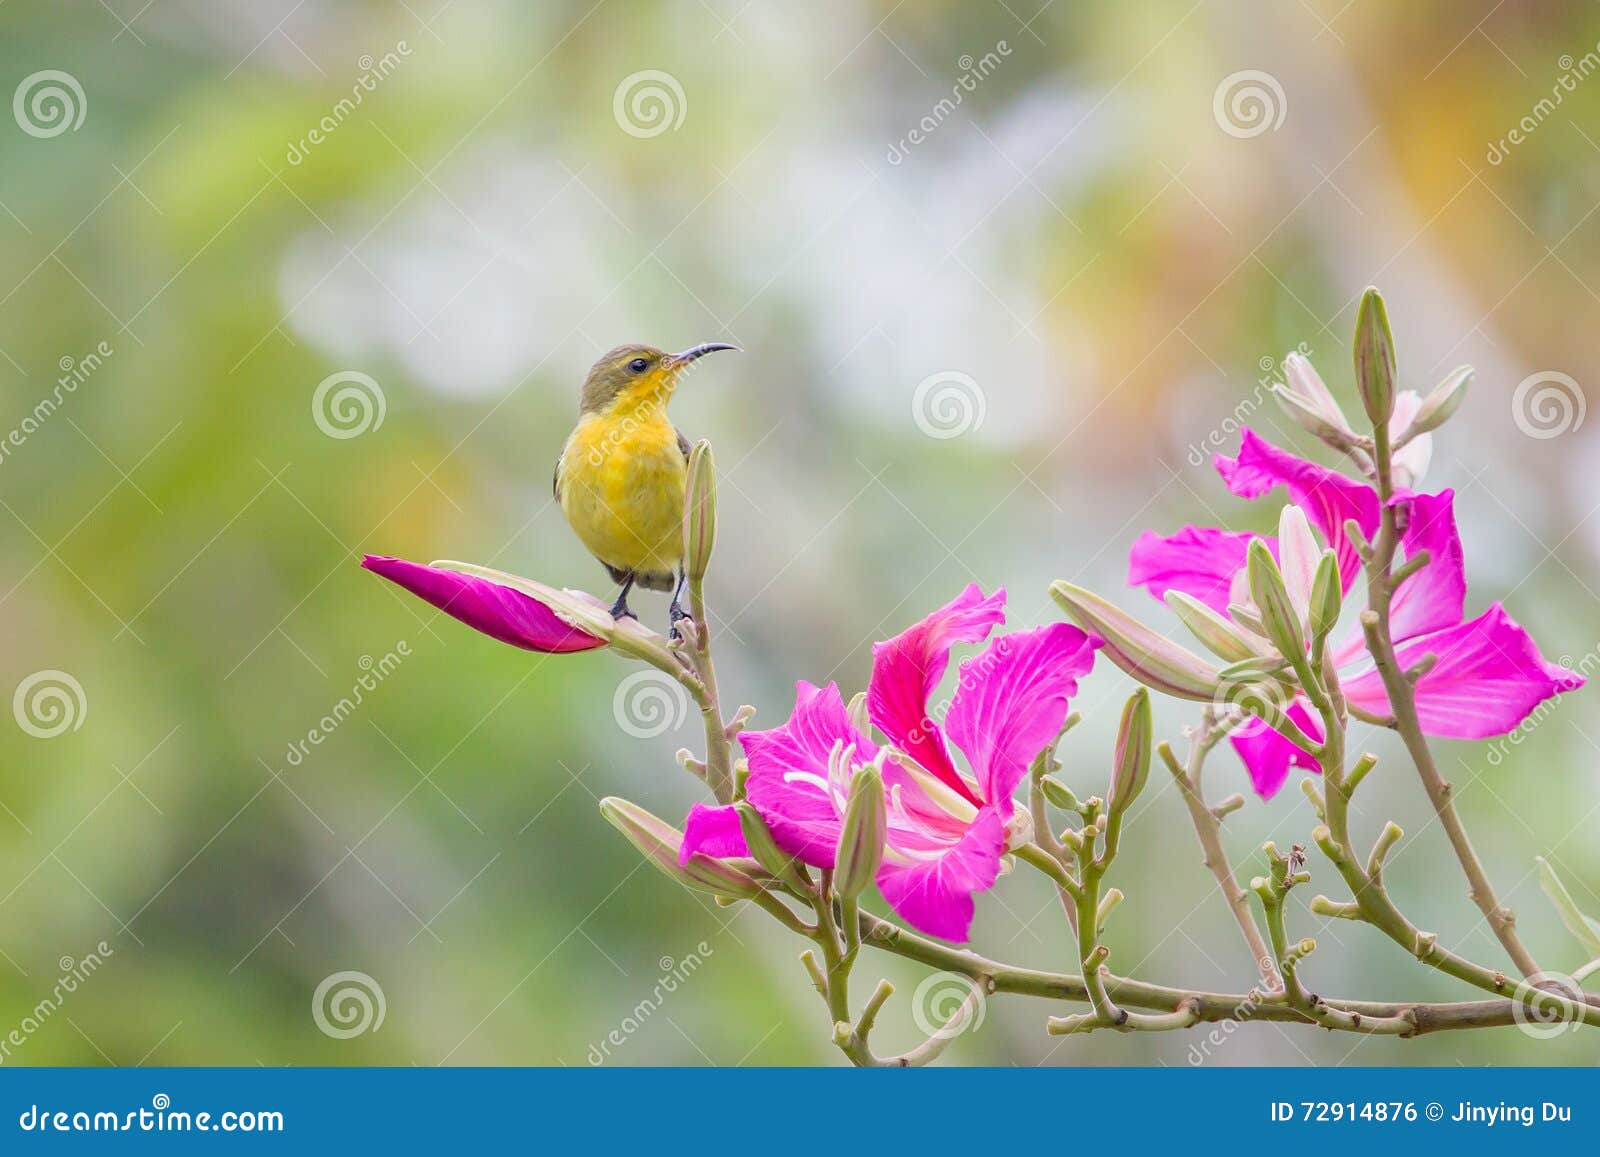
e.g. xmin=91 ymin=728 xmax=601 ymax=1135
xmin=1403 ymin=365 xmax=1471 ymax=442
xmin=1051 ymin=582 xmax=1222 ymax=701
xmin=1219 ymin=654 xmax=1290 ymax=683
xmin=1353 ymin=287 xmax=1395 ymax=426
xmin=1246 ymin=538 xmax=1305 ymax=663
xmin=600 ymin=797 xmax=761 ymax=901
xmin=1309 ymin=548 xmax=1341 ymax=642
xmin=1164 ymin=590 xmax=1264 ymax=664
xmin=683 ymin=439 xmax=716 ymax=583
xmin=834 ymin=764 xmax=885 ymax=901
xmin=1107 ymin=689 xmax=1152 ymax=816
xmin=737 ymin=803 xmax=806 ymax=890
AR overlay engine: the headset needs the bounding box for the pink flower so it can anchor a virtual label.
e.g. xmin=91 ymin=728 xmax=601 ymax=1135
xmin=680 ymin=586 xmax=1098 ymax=942
xmin=1129 ymin=430 xmax=1582 ymax=799
xmin=362 ymin=556 xmax=608 ymax=653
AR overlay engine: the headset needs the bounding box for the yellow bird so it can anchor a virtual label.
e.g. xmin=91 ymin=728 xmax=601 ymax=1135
xmin=555 ymin=341 xmax=737 ymax=628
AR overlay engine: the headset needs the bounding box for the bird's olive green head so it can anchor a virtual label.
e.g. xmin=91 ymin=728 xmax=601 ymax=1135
xmin=578 ymin=342 xmax=738 ymax=414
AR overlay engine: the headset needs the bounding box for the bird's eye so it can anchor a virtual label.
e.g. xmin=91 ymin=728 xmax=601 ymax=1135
xmin=628 ymin=357 xmax=649 ymax=374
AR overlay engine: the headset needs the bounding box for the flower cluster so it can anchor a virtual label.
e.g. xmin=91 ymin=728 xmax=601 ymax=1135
xmin=361 ymin=293 xmax=1599 ymax=1061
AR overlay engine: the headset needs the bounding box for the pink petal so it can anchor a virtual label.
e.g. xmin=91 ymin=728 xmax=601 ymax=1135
xmin=1341 ymin=604 xmax=1584 ymax=738
xmin=738 ymin=681 xmax=875 ymax=868
xmin=1388 ymin=490 xmax=1466 ymax=644
xmin=1128 ymin=525 xmax=1262 ymax=614
xmin=867 ymin=585 xmax=1005 ymax=806
xmin=361 ymin=555 xmax=606 ymax=653
xmin=1229 ymin=700 xmax=1323 ymax=800
xmin=875 ymin=807 xmax=1006 ymax=942
xmin=945 ymin=623 xmax=1098 ymax=810
xmin=679 ymin=803 xmax=749 ymax=863
xmin=1215 ymin=429 xmax=1379 ymax=592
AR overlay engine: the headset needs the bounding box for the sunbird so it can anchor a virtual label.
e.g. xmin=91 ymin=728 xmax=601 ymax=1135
xmin=555 ymin=342 xmax=738 ymax=629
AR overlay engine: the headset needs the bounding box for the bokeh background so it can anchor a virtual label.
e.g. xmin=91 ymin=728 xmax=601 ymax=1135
xmin=0 ymin=0 xmax=1597 ymax=1067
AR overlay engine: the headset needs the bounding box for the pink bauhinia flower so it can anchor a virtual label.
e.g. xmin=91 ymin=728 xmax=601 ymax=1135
xmin=679 ymin=585 xmax=1098 ymax=942
xmin=1128 ymin=429 xmax=1582 ymax=799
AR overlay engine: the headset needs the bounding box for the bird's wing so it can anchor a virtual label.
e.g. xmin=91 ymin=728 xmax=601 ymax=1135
xmin=677 ymin=429 xmax=692 ymax=462
xmin=552 ymin=452 xmax=563 ymax=501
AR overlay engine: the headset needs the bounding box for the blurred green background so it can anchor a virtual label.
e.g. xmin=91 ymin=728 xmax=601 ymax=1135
xmin=0 ymin=0 xmax=1596 ymax=1066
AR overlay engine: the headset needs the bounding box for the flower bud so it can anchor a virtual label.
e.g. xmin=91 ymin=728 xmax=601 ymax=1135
xmin=737 ymin=803 xmax=806 ymax=890
xmin=1309 ymin=548 xmax=1341 ymax=642
xmin=1403 ymin=365 xmax=1471 ymax=442
xmin=1163 ymin=590 xmax=1265 ymax=664
xmin=834 ymin=764 xmax=885 ymax=901
xmin=600 ymin=797 xmax=761 ymax=901
xmin=1276 ymin=506 xmax=1318 ymax=630
xmin=1051 ymin=582 xmax=1222 ymax=701
xmin=1353 ymin=287 xmax=1395 ymax=427
xmin=1274 ymin=352 xmax=1357 ymax=447
xmin=1246 ymin=538 xmax=1306 ymax=663
xmin=683 ymin=439 xmax=716 ymax=583
xmin=1039 ymin=776 xmax=1080 ymax=812
xmin=1107 ymin=689 xmax=1152 ymax=817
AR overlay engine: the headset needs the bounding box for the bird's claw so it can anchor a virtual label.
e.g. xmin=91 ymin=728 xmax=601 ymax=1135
xmin=668 ymin=603 xmax=692 ymax=643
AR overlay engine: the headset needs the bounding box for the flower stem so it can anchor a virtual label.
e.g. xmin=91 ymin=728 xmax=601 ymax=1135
xmin=1159 ymin=719 xmax=1281 ymax=992
xmin=1366 ymin=419 xmax=1541 ymax=979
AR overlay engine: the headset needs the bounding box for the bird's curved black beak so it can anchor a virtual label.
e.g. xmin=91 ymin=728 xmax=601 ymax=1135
xmin=668 ymin=342 xmax=739 ymax=369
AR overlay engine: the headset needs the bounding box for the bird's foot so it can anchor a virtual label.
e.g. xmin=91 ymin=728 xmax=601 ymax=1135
xmin=608 ymin=596 xmax=637 ymax=622
xmin=668 ymin=601 xmax=691 ymax=643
